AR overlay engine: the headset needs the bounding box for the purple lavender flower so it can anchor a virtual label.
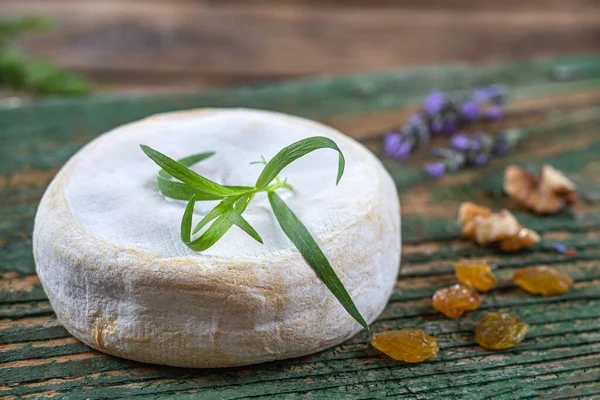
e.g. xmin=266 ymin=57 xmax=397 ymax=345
xmin=441 ymin=120 xmax=459 ymax=135
xmin=423 ymin=91 xmax=444 ymax=115
xmin=429 ymin=116 xmax=444 ymax=134
xmin=486 ymin=84 xmax=510 ymax=105
xmin=474 ymin=153 xmax=489 ymax=166
xmin=403 ymin=114 xmax=430 ymax=147
xmin=472 ymin=132 xmax=494 ymax=152
xmin=451 ymin=133 xmax=472 ymax=150
xmin=384 ymin=132 xmax=412 ymax=159
xmin=384 ymin=132 xmax=402 ymax=153
xmin=433 ymin=113 xmax=459 ymax=135
xmin=473 ymin=87 xmax=490 ymax=103
xmin=493 ymin=129 xmax=522 ymax=156
xmin=473 ymin=84 xmax=509 ymax=105
xmin=460 ymin=101 xmax=479 ymax=121
xmin=424 ymin=162 xmax=446 ymax=178
xmin=485 ymin=105 xmax=504 ymax=121
xmin=392 ymin=141 xmax=412 ymax=159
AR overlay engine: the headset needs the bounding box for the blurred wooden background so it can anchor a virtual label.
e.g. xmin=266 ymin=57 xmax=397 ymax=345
xmin=2 ymin=0 xmax=600 ymax=93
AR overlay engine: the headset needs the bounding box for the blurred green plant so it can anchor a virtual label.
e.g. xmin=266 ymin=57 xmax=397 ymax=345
xmin=0 ymin=16 xmax=90 ymax=95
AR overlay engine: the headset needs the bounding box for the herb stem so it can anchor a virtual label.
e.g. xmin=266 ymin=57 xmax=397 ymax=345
xmin=265 ymin=179 xmax=294 ymax=193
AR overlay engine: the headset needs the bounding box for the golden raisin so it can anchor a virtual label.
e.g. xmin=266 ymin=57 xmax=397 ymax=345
xmin=498 ymin=227 xmax=541 ymax=252
xmin=454 ymin=260 xmax=497 ymax=292
xmin=475 ymin=312 xmax=529 ymax=350
xmin=432 ymin=284 xmax=481 ymax=319
xmin=513 ymin=266 xmax=573 ymax=296
xmin=371 ymin=329 xmax=439 ymax=363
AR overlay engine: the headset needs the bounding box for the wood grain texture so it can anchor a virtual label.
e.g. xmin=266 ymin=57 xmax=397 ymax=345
xmin=1 ymin=0 xmax=599 ymax=92
xmin=1 ymin=56 xmax=600 ymax=398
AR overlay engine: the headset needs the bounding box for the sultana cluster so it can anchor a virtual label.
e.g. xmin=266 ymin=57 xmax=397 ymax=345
xmin=371 ymin=164 xmax=576 ymax=363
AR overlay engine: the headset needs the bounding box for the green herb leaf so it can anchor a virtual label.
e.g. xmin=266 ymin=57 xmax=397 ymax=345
xmin=267 ymin=191 xmax=368 ymax=329
xmin=184 ymin=194 xmax=259 ymax=250
xmin=158 ymin=152 xmax=221 ymax=201
xmin=157 ymin=151 xmax=251 ymax=201
xmin=181 ymin=194 xmax=196 ymax=243
xmin=141 ymin=145 xmax=252 ymax=197
xmin=192 ymin=196 xmax=239 ymax=234
xmin=186 ymin=213 xmax=235 ymax=252
xmin=255 ymin=137 xmax=345 ymax=189
xmin=228 ymin=210 xmax=263 ymax=244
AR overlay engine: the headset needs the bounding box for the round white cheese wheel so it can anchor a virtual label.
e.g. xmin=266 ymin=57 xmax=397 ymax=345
xmin=33 ymin=108 xmax=401 ymax=368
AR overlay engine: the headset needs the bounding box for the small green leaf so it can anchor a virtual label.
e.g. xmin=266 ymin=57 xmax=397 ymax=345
xmin=141 ymin=145 xmax=252 ymax=197
xmin=184 ymin=194 xmax=259 ymax=251
xmin=255 ymin=137 xmax=345 ymax=189
xmin=228 ymin=210 xmax=263 ymax=244
xmin=181 ymin=194 xmax=196 ymax=243
xmin=158 ymin=152 xmax=215 ymax=180
xmin=186 ymin=213 xmax=235 ymax=252
xmin=268 ymin=191 xmax=368 ymax=329
xmin=192 ymin=196 xmax=238 ymax=234
xmin=158 ymin=152 xmax=221 ymax=200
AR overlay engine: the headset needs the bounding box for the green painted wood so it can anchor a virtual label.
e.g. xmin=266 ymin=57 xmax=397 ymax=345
xmin=1 ymin=55 xmax=600 ymax=399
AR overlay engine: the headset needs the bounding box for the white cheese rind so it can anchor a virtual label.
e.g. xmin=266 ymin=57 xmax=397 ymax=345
xmin=33 ymin=109 xmax=401 ymax=368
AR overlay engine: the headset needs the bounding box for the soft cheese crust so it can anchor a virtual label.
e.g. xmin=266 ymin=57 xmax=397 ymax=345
xmin=33 ymin=108 xmax=401 ymax=368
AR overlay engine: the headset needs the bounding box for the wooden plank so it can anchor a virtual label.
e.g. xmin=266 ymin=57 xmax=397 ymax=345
xmin=2 ymin=322 xmax=599 ymax=396
xmin=1 ymin=57 xmax=600 ymax=397
xmin=1 ymin=1 xmax=599 ymax=92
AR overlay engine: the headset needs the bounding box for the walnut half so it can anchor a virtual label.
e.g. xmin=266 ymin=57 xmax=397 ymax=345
xmin=503 ymin=165 xmax=577 ymax=215
xmin=458 ymin=202 xmax=540 ymax=252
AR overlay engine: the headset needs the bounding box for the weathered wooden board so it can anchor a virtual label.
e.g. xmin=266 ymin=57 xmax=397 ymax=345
xmin=1 ymin=0 xmax=599 ymax=92
xmin=1 ymin=56 xmax=600 ymax=399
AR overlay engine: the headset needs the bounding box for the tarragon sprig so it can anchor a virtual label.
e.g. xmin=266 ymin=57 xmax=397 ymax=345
xmin=140 ymin=137 xmax=368 ymax=329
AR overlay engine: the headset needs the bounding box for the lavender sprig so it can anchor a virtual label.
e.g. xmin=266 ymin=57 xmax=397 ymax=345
xmin=384 ymin=84 xmax=510 ymax=162
xmin=424 ymin=129 xmax=522 ymax=178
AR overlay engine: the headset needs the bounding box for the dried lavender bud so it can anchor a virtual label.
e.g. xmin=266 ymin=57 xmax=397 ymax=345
xmin=473 ymin=87 xmax=490 ymax=103
xmin=465 ymin=135 xmax=491 ymax=165
xmin=403 ymin=114 xmax=430 ymax=147
xmin=442 ymin=96 xmax=462 ymax=114
xmin=493 ymin=129 xmax=522 ymax=156
xmin=423 ymin=91 xmax=445 ymax=115
xmin=484 ymin=105 xmax=504 ymax=121
xmin=440 ymin=112 xmax=460 ymax=135
xmin=460 ymin=101 xmax=479 ymax=121
xmin=486 ymin=84 xmax=510 ymax=105
xmin=391 ymin=141 xmax=412 ymax=159
xmin=384 ymin=132 xmax=401 ymax=153
xmin=444 ymin=150 xmax=467 ymax=172
xmin=451 ymin=133 xmax=473 ymax=151
xmin=424 ymin=162 xmax=446 ymax=178
xmin=384 ymin=132 xmax=412 ymax=159
xmin=431 ymin=148 xmax=467 ymax=171
xmin=429 ymin=114 xmax=444 ymax=134
xmin=473 ymin=84 xmax=509 ymax=105
xmin=474 ymin=153 xmax=489 ymax=166
xmin=465 ymin=149 xmax=490 ymax=167
xmin=472 ymin=132 xmax=494 ymax=153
